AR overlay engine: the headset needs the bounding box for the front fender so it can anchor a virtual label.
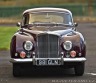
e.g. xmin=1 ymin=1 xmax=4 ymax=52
xmin=10 ymin=32 xmax=34 ymax=58
xmin=61 ymin=33 xmax=86 ymax=57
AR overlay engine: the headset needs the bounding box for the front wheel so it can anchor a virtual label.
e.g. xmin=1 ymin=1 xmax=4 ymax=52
xmin=74 ymin=62 xmax=85 ymax=76
xmin=13 ymin=63 xmax=21 ymax=77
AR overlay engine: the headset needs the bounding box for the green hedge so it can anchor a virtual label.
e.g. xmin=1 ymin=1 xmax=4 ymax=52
xmin=0 ymin=4 xmax=89 ymax=17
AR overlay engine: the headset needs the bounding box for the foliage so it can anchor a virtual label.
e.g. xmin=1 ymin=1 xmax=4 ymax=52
xmin=0 ymin=26 xmax=18 ymax=50
xmin=0 ymin=0 xmax=89 ymax=7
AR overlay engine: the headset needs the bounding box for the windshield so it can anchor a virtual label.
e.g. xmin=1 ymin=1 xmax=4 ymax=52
xmin=28 ymin=12 xmax=72 ymax=25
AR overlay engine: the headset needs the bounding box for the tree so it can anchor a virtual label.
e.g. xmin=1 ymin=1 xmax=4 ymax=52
xmin=88 ymin=0 xmax=93 ymax=16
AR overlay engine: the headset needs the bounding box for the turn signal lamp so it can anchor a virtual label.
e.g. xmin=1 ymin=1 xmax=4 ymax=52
xmin=20 ymin=51 xmax=26 ymax=58
xmin=70 ymin=50 xmax=76 ymax=58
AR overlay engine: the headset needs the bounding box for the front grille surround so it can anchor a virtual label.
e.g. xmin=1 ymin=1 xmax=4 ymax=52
xmin=36 ymin=33 xmax=60 ymax=58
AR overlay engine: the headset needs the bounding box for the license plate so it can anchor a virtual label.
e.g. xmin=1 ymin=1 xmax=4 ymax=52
xmin=36 ymin=59 xmax=60 ymax=65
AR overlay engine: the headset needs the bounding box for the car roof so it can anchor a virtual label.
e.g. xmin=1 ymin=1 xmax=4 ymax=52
xmin=23 ymin=7 xmax=72 ymax=15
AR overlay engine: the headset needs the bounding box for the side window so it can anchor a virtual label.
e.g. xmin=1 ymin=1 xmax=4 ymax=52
xmin=22 ymin=17 xmax=25 ymax=26
xmin=23 ymin=14 xmax=29 ymax=25
xmin=63 ymin=13 xmax=73 ymax=24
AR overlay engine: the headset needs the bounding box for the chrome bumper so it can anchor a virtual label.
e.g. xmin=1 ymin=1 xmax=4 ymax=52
xmin=10 ymin=57 xmax=86 ymax=63
xmin=10 ymin=58 xmax=32 ymax=63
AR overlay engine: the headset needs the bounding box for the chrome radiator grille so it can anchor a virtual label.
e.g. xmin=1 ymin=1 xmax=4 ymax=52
xmin=37 ymin=34 xmax=59 ymax=58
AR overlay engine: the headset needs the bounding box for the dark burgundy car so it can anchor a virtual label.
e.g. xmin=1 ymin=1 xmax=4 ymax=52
xmin=10 ymin=7 xmax=86 ymax=77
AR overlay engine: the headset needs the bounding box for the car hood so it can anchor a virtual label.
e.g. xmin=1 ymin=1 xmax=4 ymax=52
xmin=22 ymin=28 xmax=74 ymax=37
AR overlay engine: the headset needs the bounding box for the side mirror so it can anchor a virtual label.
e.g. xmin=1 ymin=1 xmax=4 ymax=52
xmin=16 ymin=22 xmax=21 ymax=27
xmin=74 ymin=22 xmax=78 ymax=27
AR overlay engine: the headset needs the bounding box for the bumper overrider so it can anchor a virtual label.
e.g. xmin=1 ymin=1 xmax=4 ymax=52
xmin=10 ymin=56 xmax=86 ymax=65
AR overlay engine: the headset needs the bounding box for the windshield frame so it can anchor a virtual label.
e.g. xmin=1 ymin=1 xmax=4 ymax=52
xmin=23 ymin=11 xmax=73 ymax=26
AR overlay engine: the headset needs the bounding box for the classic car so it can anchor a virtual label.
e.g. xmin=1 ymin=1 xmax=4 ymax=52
xmin=10 ymin=7 xmax=86 ymax=77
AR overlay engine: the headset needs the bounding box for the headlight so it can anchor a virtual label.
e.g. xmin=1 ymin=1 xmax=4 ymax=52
xmin=24 ymin=41 xmax=33 ymax=51
xmin=63 ymin=41 xmax=72 ymax=51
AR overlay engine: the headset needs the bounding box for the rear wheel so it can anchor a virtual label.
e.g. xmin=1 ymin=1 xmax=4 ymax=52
xmin=74 ymin=62 xmax=85 ymax=76
xmin=13 ymin=63 xmax=21 ymax=77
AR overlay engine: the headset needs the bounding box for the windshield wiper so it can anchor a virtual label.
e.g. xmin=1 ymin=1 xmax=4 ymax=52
xmin=31 ymin=22 xmax=73 ymax=27
xmin=22 ymin=22 xmax=73 ymax=28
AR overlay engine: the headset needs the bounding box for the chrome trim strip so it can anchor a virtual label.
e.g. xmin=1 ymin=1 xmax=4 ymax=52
xmin=10 ymin=57 xmax=86 ymax=63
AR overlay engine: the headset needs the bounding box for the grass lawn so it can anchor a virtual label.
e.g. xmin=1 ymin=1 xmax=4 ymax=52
xmin=0 ymin=26 xmax=19 ymax=50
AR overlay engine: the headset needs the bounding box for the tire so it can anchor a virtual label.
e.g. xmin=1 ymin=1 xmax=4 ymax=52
xmin=74 ymin=62 xmax=85 ymax=76
xmin=13 ymin=63 xmax=21 ymax=77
